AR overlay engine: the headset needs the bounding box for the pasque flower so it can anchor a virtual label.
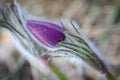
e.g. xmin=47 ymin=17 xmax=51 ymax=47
xmin=26 ymin=20 xmax=65 ymax=48
xmin=0 ymin=2 xmax=116 ymax=80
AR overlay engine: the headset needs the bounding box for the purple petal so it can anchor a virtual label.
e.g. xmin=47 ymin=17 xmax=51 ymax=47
xmin=26 ymin=20 xmax=65 ymax=47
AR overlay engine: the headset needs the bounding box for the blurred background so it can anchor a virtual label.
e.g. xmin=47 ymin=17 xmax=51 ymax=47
xmin=0 ymin=0 xmax=120 ymax=80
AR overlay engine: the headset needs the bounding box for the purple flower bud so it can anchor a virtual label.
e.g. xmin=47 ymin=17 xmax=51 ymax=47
xmin=26 ymin=20 xmax=65 ymax=48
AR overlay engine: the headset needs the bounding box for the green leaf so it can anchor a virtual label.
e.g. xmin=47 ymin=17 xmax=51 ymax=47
xmin=49 ymin=64 xmax=68 ymax=80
